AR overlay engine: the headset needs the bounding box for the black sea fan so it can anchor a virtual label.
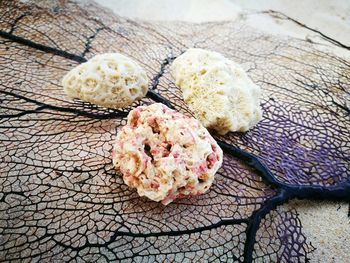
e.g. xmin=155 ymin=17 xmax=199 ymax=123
xmin=0 ymin=1 xmax=349 ymax=262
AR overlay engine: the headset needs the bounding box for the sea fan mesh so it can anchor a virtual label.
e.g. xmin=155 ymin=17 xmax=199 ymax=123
xmin=0 ymin=1 xmax=349 ymax=262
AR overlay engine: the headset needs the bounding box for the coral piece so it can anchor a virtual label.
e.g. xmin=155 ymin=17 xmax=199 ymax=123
xmin=112 ymin=103 xmax=223 ymax=205
xmin=62 ymin=53 xmax=148 ymax=108
xmin=171 ymin=48 xmax=262 ymax=134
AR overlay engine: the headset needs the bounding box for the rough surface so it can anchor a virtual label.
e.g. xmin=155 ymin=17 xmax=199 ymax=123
xmin=112 ymin=103 xmax=223 ymax=205
xmin=62 ymin=53 xmax=148 ymax=108
xmin=253 ymin=205 xmax=313 ymax=262
xmin=0 ymin=0 xmax=349 ymax=262
xmin=171 ymin=48 xmax=262 ymax=134
xmin=287 ymin=200 xmax=350 ymax=263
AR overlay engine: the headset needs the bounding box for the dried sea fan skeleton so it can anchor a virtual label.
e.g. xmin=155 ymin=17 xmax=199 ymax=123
xmin=0 ymin=0 xmax=349 ymax=262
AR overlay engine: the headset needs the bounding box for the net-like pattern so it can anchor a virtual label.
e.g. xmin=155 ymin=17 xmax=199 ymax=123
xmin=0 ymin=1 xmax=349 ymax=262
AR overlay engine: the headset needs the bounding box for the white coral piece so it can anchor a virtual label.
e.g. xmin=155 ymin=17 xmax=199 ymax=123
xmin=62 ymin=53 xmax=148 ymax=108
xmin=171 ymin=48 xmax=262 ymax=134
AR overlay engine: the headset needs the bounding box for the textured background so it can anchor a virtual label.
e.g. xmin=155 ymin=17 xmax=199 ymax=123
xmin=95 ymin=0 xmax=350 ymax=54
xmin=0 ymin=0 xmax=349 ymax=262
xmin=88 ymin=2 xmax=350 ymax=261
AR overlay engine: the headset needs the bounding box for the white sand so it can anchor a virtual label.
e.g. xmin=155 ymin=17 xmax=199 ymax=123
xmin=287 ymin=200 xmax=350 ymax=263
xmin=94 ymin=0 xmax=350 ymax=47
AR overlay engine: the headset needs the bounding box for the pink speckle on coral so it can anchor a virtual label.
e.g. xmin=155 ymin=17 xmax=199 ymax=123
xmin=206 ymin=152 xmax=218 ymax=169
xmin=150 ymin=181 xmax=160 ymax=189
xmin=199 ymin=161 xmax=208 ymax=173
xmin=161 ymin=189 xmax=176 ymax=205
xmin=147 ymin=116 xmax=157 ymax=126
xmin=150 ymin=148 xmax=160 ymax=155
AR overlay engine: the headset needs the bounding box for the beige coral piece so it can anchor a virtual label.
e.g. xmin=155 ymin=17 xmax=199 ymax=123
xmin=171 ymin=48 xmax=262 ymax=135
xmin=112 ymin=103 xmax=223 ymax=205
xmin=62 ymin=53 xmax=148 ymax=108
